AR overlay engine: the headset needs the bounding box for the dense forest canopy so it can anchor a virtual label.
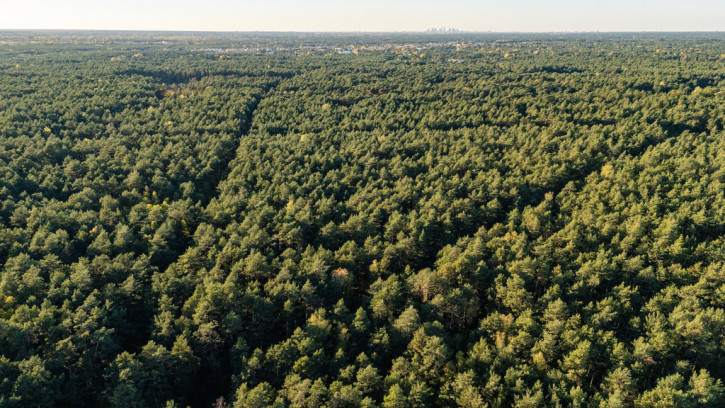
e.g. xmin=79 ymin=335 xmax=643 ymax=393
xmin=1 ymin=32 xmax=725 ymax=407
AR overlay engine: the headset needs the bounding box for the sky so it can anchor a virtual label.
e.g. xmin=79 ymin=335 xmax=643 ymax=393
xmin=1 ymin=0 xmax=724 ymax=32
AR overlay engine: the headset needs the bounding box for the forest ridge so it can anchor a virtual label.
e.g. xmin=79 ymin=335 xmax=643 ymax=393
xmin=1 ymin=33 xmax=725 ymax=407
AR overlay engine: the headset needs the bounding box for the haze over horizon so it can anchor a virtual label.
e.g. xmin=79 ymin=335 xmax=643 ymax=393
xmin=2 ymin=0 xmax=724 ymax=33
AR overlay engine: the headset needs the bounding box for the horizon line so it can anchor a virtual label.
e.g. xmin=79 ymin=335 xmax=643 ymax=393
xmin=1 ymin=28 xmax=724 ymax=35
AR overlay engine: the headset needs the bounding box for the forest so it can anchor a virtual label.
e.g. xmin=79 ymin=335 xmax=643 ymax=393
xmin=1 ymin=32 xmax=725 ymax=407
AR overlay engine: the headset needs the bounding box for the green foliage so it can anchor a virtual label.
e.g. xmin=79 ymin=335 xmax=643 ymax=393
xmin=1 ymin=31 xmax=725 ymax=407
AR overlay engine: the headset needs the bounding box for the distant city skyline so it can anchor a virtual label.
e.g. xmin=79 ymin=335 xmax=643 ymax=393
xmin=2 ymin=0 xmax=725 ymax=32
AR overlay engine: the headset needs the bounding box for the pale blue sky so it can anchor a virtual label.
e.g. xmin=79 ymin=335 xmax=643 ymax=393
xmin=1 ymin=0 xmax=724 ymax=32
